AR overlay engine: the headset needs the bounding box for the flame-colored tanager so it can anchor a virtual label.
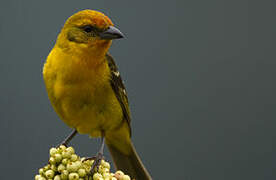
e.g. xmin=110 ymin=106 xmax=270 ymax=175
xmin=43 ymin=10 xmax=152 ymax=180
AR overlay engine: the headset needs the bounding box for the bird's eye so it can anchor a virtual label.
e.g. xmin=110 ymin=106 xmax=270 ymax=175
xmin=83 ymin=25 xmax=93 ymax=33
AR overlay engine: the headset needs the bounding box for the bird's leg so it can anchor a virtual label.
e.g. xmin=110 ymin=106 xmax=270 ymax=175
xmin=83 ymin=133 xmax=105 ymax=175
xmin=56 ymin=129 xmax=78 ymax=148
xmin=90 ymin=136 xmax=105 ymax=174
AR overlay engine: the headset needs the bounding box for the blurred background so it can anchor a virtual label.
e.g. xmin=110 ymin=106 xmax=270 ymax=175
xmin=0 ymin=0 xmax=275 ymax=179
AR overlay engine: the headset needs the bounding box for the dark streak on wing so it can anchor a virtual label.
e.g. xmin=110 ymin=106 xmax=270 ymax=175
xmin=106 ymin=53 xmax=132 ymax=135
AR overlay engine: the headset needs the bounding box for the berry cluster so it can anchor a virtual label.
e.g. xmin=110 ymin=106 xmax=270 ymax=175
xmin=35 ymin=145 xmax=131 ymax=180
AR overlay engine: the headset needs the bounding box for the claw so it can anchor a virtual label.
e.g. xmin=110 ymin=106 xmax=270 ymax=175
xmin=82 ymin=157 xmax=96 ymax=162
xmin=90 ymin=152 xmax=105 ymax=175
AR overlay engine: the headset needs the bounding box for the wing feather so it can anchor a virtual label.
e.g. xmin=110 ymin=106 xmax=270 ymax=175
xmin=106 ymin=54 xmax=131 ymax=135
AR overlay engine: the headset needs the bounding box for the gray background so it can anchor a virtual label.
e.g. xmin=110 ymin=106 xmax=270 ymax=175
xmin=0 ymin=0 xmax=275 ymax=179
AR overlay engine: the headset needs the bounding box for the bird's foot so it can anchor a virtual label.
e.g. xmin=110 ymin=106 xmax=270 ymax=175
xmin=83 ymin=152 xmax=105 ymax=175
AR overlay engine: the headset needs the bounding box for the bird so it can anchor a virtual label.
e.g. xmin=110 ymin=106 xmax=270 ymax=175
xmin=43 ymin=9 xmax=152 ymax=180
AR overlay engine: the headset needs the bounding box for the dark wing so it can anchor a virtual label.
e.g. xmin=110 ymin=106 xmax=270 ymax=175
xmin=106 ymin=53 xmax=131 ymax=135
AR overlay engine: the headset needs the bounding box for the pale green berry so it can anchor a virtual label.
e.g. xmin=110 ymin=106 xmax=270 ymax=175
xmin=62 ymin=150 xmax=72 ymax=159
xmin=74 ymin=161 xmax=82 ymax=169
xmin=71 ymin=154 xmax=78 ymax=162
xmin=115 ymin=170 xmax=124 ymax=175
xmin=45 ymin=170 xmax=55 ymax=179
xmin=83 ymin=159 xmax=94 ymax=166
xmin=66 ymin=147 xmax=75 ymax=154
xmin=69 ymin=172 xmax=79 ymax=180
xmin=54 ymin=175 xmax=61 ymax=180
xmin=93 ymin=173 xmax=103 ymax=180
xmin=50 ymin=148 xmax=58 ymax=156
xmin=102 ymin=161 xmax=110 ymax=169
xmin=49 ymin=157 xmax=56 ymax=164
xmin=98 ymin=177 xmax=103 ymax=180
xmin=38 ymin=177 xmax=47 ymax=180
xmin=83 ymin=165 xmax=91 ymax=173
xmin=98 ymin=167 xmax=104 ymax=173
xmin=59 ymin=145 xmax=67 ymax=151
xmin=78 ymin=169 xmax=86 ymax=177
xmin=115 ymin=170 xmax=124 ymax=176
xmin=67 ymin=162 xmax=78 ymax=172
xmin=82 ymin=160 xmax=88 ymax=166
xmin=121 ymin=175 xmax=131 ymax=180
xmin=99 ymin=167 xmax=109 ymax=174
xmin=61 ymin=170 xmax=69 ymax=179
xmin=102 ymin=173 xmax=111 ymax=178
xmin=58 ymin=164 xmax=66 ymax=172
xmin=51 ymin=164 xmax=57 ymax=171
xmin=39 ymin=168 xmax=44 ymax=175
xmin=62 ymin=158 xmax=69 ymax=165
xmin=111 ymin=177 xmax=117 ymax=180
xmin=55 ymin=153 xmax=63 ymax=163
xmin=35 ymin=175 xmax=41 ymax=180
xmin=60 ymin=174 xmax=67 ymax=180
xmin=103 ymin=168 xmax=109 ymax=174
xmin=44 ymin=164 xmax=50 ymax=170
xmin=114 ymin=171 xmax=124 ymax=179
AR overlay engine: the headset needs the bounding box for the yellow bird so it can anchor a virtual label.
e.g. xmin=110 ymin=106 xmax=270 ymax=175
xmin=43 ymin=10 xmax=152 ymax=180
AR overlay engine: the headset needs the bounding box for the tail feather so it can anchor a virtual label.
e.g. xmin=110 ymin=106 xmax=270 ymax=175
xmin=107 ymin=141 xmax=152 ymax=180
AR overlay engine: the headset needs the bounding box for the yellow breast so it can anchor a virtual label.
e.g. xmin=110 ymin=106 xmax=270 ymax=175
xmin=43 ymin=46 xmax=123 ymax=137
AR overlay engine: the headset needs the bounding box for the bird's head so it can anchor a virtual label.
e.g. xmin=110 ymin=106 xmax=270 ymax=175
xmin=56 ymin=10 xmax=124 ymax=56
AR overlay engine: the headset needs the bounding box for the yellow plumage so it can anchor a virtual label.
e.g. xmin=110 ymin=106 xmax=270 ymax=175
xmin=43 ymin=46 xmax=123 ymax=138
xmin=43 ymin=10 xmax=152 ymax=180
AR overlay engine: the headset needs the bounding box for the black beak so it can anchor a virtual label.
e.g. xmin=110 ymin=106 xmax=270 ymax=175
xmin=99 ymin=26 xmax=124 ymax=40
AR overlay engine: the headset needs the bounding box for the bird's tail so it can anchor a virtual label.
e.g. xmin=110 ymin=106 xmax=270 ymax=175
xmin=106 ymin=140 xmax=152 ymax=180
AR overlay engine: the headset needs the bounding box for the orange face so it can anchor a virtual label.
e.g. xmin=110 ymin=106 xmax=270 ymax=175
xmin=57 ymin=10 xmax=123 ymax=55
xmin=65 ymin=10 xmax=114 ymax=31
